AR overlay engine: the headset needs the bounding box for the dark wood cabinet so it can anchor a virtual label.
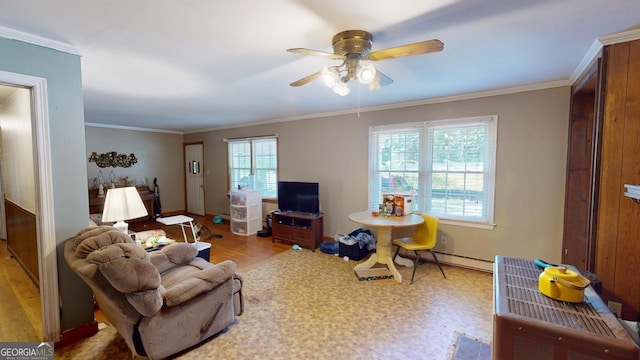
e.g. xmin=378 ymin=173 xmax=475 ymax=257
xmin=88 ymin=185 xmax=155 ymax=221
xmin=271 ymin=211 xmax=323 ymax=251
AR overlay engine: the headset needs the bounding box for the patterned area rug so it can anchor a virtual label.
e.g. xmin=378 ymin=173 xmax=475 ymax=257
xmin=55 ymin=249 xmax=493 ymax=359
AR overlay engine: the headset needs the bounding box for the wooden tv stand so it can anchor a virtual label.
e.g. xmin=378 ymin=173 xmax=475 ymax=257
xmin=271 ymin=211 xmax=323 ymax=251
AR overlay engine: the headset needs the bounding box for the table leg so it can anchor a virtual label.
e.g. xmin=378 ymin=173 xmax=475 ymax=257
xmin=354 ymin=253 xmax=379 ymax=271
xmin=353 ymin=226 xmax=402 ymax=283
xmin=188 ymin=221 xmax=198 ymax=242
xmin=179 ymin=223 xmax=188 ymax=243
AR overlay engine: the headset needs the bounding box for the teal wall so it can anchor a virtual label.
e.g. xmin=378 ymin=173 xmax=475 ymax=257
xmin=0 ymin=37 xmax=93 ymax=332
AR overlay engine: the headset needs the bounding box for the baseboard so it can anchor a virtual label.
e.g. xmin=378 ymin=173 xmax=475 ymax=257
xmin=55 ymin=321 xmax=99 ymax=347
xmin=433 ymin=251 xmax=494 ymax=272
xmin=160 ymin=210 xmax=185 ymax=217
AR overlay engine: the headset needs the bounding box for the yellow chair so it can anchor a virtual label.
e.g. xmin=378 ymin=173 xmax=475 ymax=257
xmin=392 ymin=214 xmax=446 ymax=284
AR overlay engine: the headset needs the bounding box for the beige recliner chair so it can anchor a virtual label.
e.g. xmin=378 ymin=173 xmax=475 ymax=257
xmin=64 ymin=226 xmax=244 ymax=359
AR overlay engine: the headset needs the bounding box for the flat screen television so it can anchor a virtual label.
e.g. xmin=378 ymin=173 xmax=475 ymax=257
xmin=277 ymin=181 xmax=320 ymax=215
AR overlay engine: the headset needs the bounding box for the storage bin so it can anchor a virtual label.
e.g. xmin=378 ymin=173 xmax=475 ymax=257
xmin=338 ymin=228 xmax=375 ymax=260
xmin=230 ymin=204 xmax=261 ymax=221
xmin=231 ymin=220 xmax=247 ymax=235
xmin=231 ymin=218 xmax=262 ymax=236
xmin=230 ymin=189 xmax=261 ymax=206
xmin=193 ymin=242 xmax=211 ymax=262
xmin=339 ymin=242 xmax=371 ymax=261
xmin=230 ymin=189 xmax=262 ymax=236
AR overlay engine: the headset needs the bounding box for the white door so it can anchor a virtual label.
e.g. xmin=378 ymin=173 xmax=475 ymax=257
xmin=185 ymin=143 xmax=205 ymax=215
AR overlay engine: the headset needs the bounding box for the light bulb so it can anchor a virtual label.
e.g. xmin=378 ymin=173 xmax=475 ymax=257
xmin=368 ymin=74 xmax=381 ymax=91
xmin=358 ymin=64 xmax=376 ymax=84
xmin=322 ymin=66 xmax=338 ymax=87
xmin=332 ymin=81 xmax=350 ymax=96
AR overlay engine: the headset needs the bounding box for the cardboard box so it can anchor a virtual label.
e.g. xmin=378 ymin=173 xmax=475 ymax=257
xmin=393 ymin=195 xmax=413 ymax=216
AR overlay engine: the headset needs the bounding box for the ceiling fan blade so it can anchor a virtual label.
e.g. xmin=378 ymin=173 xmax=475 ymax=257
xmin=366 ymin=39 xmax=444 ymax=61
xmin=290 ymin=71 xmax=322 ymax=87
xmin=287 ymin=48 xmax=345 ymax=60
xmin=377 ymin=71 xmax=394 ymax=87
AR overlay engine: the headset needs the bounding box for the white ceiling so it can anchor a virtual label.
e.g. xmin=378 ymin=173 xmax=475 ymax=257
xmin=0 ymin=0 xmax=639 ymax=133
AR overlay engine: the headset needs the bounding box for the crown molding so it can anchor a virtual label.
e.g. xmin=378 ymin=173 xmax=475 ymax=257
xmin=569 ymin=27 xmax=640 ymax=84
xmin=85 ymin=122 xmax=183 ymax=135
xmin=570 ymin=39 xmax=603 ymax=84
xmin=187 ymin=80 xmax=570 ymax=134
xmin=380 ymin=80 xmax=570 ymax=109
xmin=599 ymin=27 xmax=640 ymax=46
xmin=0 ymin=25 xmax=81 ymax=56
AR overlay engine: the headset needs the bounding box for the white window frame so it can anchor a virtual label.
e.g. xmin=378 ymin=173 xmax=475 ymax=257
xmin=226 ymin=135 xmax=278 ymax=199
xmin=369 ymin=116 xmax=497 ymax=229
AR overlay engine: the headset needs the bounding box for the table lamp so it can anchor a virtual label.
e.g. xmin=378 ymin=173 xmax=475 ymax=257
xmin=102 ymin=186 xmax=148 ymax=234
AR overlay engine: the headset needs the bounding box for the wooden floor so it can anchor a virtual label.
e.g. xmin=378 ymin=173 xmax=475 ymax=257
xmin=129 ymin=215 xmax=291 ymax=270
xmin=0 ymin=215 xmax=290 ymax=342
xmin=0 ymin=238 xmax=43 ymax=341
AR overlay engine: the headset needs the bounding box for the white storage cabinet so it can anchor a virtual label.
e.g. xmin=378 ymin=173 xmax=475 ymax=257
xmin=230 ymin=189 xmax=262 ymax=235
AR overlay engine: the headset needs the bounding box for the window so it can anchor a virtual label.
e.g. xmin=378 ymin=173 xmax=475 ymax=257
xmin=227 ymin=136 xmax=278 ymax=198
xmin=369 ymin=116 xmax=497 ymax=227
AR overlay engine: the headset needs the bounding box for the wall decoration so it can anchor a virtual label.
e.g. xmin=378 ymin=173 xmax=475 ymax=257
xmin=89 ymin=151 xmax=138 ymax=168
xmin=189 ymin=161 xmax=200 ymax=174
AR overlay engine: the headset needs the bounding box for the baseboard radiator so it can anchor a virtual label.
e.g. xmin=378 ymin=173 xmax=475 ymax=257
xmin=432 ymin=251 xmax=494 ymax=272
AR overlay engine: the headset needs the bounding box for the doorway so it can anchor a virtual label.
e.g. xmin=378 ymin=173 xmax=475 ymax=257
xmin=0 ymin=85 xmax=42 ymax=340
xmin=185 ymin=143 xmax=205 ymax=216
xmin=0 ymin=71 xmax=59 ymax=341
xmin=562 ymin=58 xmax=603 ymax=272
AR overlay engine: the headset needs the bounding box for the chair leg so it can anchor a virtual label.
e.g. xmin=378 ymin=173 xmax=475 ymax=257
xmin=410 ymin=250 xmax=420 ymax=284
xmin=392 ymin=245 xmax=401 ymax=262
xmin=429 ymin=250 xmax=446 ymax=278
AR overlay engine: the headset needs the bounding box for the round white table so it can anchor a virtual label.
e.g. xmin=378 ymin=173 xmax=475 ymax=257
xmin=348 ymin=211 xmax=424 ymax=283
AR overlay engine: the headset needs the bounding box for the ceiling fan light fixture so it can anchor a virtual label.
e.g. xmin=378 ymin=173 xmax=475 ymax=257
xmin=368 ymin=75 xmax=382 ymax=91
xmin=321 ymin=66 xmax=339 ymax=87
xmin=358 ymin=64 xmax=376 ymax=84
xmin=288 ymin=30 xmax=444 ymax=95
xmin=332 ymin=81 xmax=350 ymax=96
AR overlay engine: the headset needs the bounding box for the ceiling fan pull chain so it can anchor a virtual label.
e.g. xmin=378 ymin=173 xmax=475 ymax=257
xmin=357 ymin=85 xmax=361 ymax=117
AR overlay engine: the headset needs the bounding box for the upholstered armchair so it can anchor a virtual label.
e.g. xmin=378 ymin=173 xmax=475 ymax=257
xmin=64 ymin=226 xmax=243 ymax=359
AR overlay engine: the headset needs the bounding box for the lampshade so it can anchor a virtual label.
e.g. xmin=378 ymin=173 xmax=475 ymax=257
xmin=102 ymin=186 xmax=148 ymax=234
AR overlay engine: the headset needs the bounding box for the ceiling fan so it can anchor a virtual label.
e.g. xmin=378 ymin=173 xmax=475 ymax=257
xmin=287 ymin=30 xmax=444 ymax=96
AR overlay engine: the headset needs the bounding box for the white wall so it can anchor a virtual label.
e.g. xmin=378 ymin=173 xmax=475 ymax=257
xmin=0 ymin=88 xmax=35 ymax=212
xmin=185 ymin=86 xmax=570 ymax=265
